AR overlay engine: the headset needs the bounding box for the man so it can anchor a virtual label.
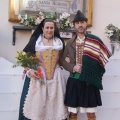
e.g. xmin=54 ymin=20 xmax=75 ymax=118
xmin=61 ymin=10 xmax=112 ymax=120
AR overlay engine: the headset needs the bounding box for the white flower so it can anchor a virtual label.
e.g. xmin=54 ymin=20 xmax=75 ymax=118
xmin=59 ymin=12 xmax=71 ymax=29
xmin=56 ymin=19 xmax=59 ymax=22
xmin=25 ymin=21 xmax=28 ymax=26
xmin=35 ymin=16 xmax=45 ymax=25
xmin=65 ymin=19 xmax=70 ymax=26
xmin=62 ymin=12 xmax=70 ymax=19
xmin=39 ymin=11 xmax=44 ymax=15
xmin=20 ymin=18 xmax=24 ymax=24
xmin=25 ymin=14 xmax=28 ymax=20
xmin=70 ymin=22 xmax=74 ymax=28
xmin=105 ymin=29 xmax=114 ymax=37
xmin=59 ymin=12 xmax=70 ymax=20
xmin=60 ymin=15 xmax=63 ymax=20
xmin=35 ymin=17 xmax=42 ymax=25
xmin=18 ymin=14 xmax=22 ymax=20
xmin=107 ymin=32 xmax=114 ymax=37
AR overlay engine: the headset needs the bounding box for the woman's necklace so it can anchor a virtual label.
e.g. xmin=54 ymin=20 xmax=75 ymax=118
xmin=43 ymin=36 xmax=53 ymax=42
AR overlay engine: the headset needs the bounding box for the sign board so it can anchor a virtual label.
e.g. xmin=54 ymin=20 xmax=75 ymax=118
xmin=9 ymin=0 xmax=93 ymax=26
xmin=60 ymin=32 xmax=73 ymax=38
xmin=22 ymin=0 xmax=83 ymax=14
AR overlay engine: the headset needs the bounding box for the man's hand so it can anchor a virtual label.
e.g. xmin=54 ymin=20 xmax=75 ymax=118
xmin=73 ymin=64 xmax=82 ymax=73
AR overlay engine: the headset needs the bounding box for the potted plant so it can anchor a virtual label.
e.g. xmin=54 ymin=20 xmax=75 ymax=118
xmin=105 ymin=24 xmax=120 ymax=54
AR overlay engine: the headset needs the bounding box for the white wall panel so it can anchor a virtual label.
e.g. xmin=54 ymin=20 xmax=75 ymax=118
xmin=100 ymin=93 xmax=120 ymax=109
xmin=96 ymin=109 xmax=120 ymax=120
xmin=0 ymin=75 xmax=24 ymax=93
xmin=78 ymin=109 xmax=120 ymax=120
xmin=105 ymin=59 xmax=120 ymax=76
xmin=0 ymin=94 xmax=21 ymax=111
xmin=102 ymin=76 xmax=120 ymax=92
xmin=0 ymin=112 xmax=18 ymax=120
xmin=0 ymin=57 xmax=23 ymax=120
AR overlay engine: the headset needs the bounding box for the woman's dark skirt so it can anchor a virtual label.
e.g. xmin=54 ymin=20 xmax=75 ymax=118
xmin=18 ymin=76 xmax=31 ymax=120
xmin=64 ymin=77 xmax=102 ymax=108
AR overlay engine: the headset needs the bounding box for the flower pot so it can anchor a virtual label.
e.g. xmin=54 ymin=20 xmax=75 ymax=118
xmin=110 ymin=41 xmax=120 ymax=54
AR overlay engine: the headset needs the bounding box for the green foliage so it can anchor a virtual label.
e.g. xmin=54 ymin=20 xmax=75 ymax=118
xmin=47 ymin=12 xmax=57 ymax=20
xmin=13 ymin=51 xmax=40 ymax=70
xmin=18 ymin=12 xmax=57 ymax=28
xmin=18 ymin=11 xmax=73 ymax=29
xmin=105 ymin=24 xmax=120 ymax=41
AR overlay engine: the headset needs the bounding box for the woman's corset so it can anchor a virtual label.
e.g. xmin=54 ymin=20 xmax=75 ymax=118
xmin=36 ymin=49 xmax=59 ymax=80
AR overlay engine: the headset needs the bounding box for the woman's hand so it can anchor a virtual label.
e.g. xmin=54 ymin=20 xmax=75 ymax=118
xmin=28 ymin=69 xmax=40 ymax=80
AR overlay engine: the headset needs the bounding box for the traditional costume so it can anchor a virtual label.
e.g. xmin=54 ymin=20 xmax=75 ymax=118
xmin=61 ymin=10 xmax=112 ymax=120
xmin=18 ymin=19 xmax=68 ymax=120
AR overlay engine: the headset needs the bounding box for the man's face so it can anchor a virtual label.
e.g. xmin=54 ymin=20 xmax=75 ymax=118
xmin=74 ymin=21 xmax=87 ymax=34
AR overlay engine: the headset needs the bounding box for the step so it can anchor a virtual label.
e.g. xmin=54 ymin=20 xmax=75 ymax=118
xmin=78 ymin=108 xmax=120 ymax=120
xmin=0 ymin=93 xmax=21 ymax=111
xmin=0 ymin=111 xmax=18 ymax=120
xmin=0 ymin=57 xmax=23 ymax=76
xmin=0 ymin=75 xmax=24 ymax=93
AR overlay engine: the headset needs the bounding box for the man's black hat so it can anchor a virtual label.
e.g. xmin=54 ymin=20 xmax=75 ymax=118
xmin=73 ymin=10 xmax=88 ymax=22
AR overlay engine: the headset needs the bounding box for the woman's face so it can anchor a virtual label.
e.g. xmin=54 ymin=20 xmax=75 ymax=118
xmin=42 ymin=22 xmax=55 ymax=39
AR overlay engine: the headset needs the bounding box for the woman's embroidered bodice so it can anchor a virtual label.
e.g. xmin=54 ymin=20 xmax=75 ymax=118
xmin=35 ymin=35 xmax=63 ymax=80
xmin=36 ymin=49 xmax=59 ymax=80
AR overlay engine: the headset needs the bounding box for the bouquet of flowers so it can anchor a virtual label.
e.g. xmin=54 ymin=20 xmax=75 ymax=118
xmin=18 ymin=10 xmax=73 ymax=30
xmin=105 ymin=24 xmax=120 ymax=42
xmin=13 ymin=51 xmax=44 ymax=83
xmin=59 ymin=12 xmax=73 ymax=29
xmin=13 ymin=51 xmax=39 ymax=69
xmin=18 ymin=11 xmax=57 ymax=28
xmin=105 ymin=24 xmax=120 ymax=54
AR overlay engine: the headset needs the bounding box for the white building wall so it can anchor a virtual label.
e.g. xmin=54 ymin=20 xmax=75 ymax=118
xmin=1 ymin=0 xmax=120 ymax=62
xmin=0 ymin=57 xmax=24 ymax=120
xmin=0 ymin=0 xmax=120 ymax=120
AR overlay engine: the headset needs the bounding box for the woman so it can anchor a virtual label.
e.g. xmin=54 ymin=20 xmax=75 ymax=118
xmin=18 ymin=18 xmax=68 ymax=120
